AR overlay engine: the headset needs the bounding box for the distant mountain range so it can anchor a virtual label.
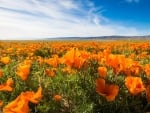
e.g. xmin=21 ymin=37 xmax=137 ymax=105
xmin=44 ymin=35 xmax=150 ymax=40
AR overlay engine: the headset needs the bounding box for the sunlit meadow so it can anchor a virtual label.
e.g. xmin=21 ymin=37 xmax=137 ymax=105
xmin=0 ymin=40 xmax=150 ymax=113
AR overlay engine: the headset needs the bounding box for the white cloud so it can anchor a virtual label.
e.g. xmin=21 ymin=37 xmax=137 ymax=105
xmin=0 ymin=0 xmax=147 ymax=40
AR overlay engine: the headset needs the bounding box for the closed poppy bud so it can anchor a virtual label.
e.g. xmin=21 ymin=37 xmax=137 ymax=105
xmin=98 ymin=67 xmax=107 ymax=78
xmin=0 ymin=100 xmax=3 ymax=107
xmin=53 ymin=95 xmax=62 ymax=101
xmin=45 ymin=69 xmax=55 ymax=77
xmin=0 ymin=69 xmax=3 ymax=77
xmin=145 ymin=64 xmax=150 ymax=77
xmin=146 ymin=85 xmax=150 ymax=102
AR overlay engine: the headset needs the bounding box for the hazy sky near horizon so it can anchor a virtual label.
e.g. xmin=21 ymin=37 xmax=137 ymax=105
xmin=0 ymin=0 xmax=150 ymax=40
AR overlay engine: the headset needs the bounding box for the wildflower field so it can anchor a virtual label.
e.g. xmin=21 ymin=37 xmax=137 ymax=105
xmin=0 ymin=40 xmax=150 ymax=113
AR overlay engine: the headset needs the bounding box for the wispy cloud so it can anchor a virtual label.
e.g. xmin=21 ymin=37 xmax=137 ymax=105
xmin=0 ymin=0 xmax=146 ymax=40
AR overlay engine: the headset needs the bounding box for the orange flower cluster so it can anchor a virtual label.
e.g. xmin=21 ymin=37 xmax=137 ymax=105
xmin=105 ymin=54 xmax=142 ymax=76
xmin=60 ymin=48 xmax=87 ymax=69
xmin=0 ymin=40 xmax=150 ymax=112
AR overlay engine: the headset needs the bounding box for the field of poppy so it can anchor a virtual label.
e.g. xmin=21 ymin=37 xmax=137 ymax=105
xmin=0 ymin=40 xmax=150 ymax=113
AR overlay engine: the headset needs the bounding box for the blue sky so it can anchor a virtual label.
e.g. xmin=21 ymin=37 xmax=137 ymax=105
xmin=0 ymin=0 xmax=149 ymax=40
xmin=94 ymin=0 xmax=150 ymax=28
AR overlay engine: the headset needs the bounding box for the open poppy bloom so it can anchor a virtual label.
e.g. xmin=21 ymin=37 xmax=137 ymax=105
xmin=3 ymin=95 xmax=29 ymax=113
xmin=32 ymin=86 xmax=43 ymax=103
xmin=96 ymin=78 xmax=119 ymax=101
xmin=16 ymin=60 xmax=31 ymax=80
xmin=0 ymin=78 xmax=14 ymax=92
xmin=16 ymin=62 xmax=31 ymax=81
xmin=125 ymin=76 xmax=145 ymax=95
xmin=25 ymin=86 xmax=43 ymax=104
xmin=3 ymin=87 xmax=42 ymax=113
xmin=62 ymin=48 xmax=80 ymax=67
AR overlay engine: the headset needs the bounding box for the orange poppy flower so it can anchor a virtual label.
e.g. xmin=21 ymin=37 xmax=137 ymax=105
xmin=146 ymin=85 xmax=150 ymax=102
xmin=96 ymin=78 xmax=119 ymax=101
xmin=0 ymin=100 xmax=3 ymax=107
xmin=61 ymin=48 xmax=86 ymax=69
xmin=123 ymin=58 xmax=133 ymax=76
xmin=0 ymin=56 xmax=10 ymax=64
xmin=3 ymin=87 xmax=42 ymax=113
xmin=0 ymin=69 xmax=3 ymax=77
xmin=145 ymin=64 xmax=150 ymax=77
xmin=16 ymin=63 xmax=31 ymax=81
xmin=44 ymin=55 xmax=59 ymax=68
xmin=45 ymin=68 xmax=55 ymax=77
xmin=62 ymin=48 xmax=80 ymax=66
xmin=98 ymin=67 xmax=107 ymax=78
xmin=130 ymin=61 xmax=141 ymax=76
xmin=23 ymin=86 xmax=43 ymax=104
xmin=3 ymin=94 xmax=29 ymax=113
xmin=0 ymin=78 xmax=14 ymax=92
xmin=53 ymin=95 xmax=62 ymax=101
xmin=106 ymin=54 xmax=120 ymax=74
xmin=74 ymin=57 xmax=85 ymax=69
xmin=32 ymin=86 xmax=43 ymax=101
xmin=125 ymin=76 xmax=145 ymax=95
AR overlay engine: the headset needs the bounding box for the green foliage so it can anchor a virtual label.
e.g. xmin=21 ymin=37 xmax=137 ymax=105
xmin=34 ymin=47 xmax=53 ymax=57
